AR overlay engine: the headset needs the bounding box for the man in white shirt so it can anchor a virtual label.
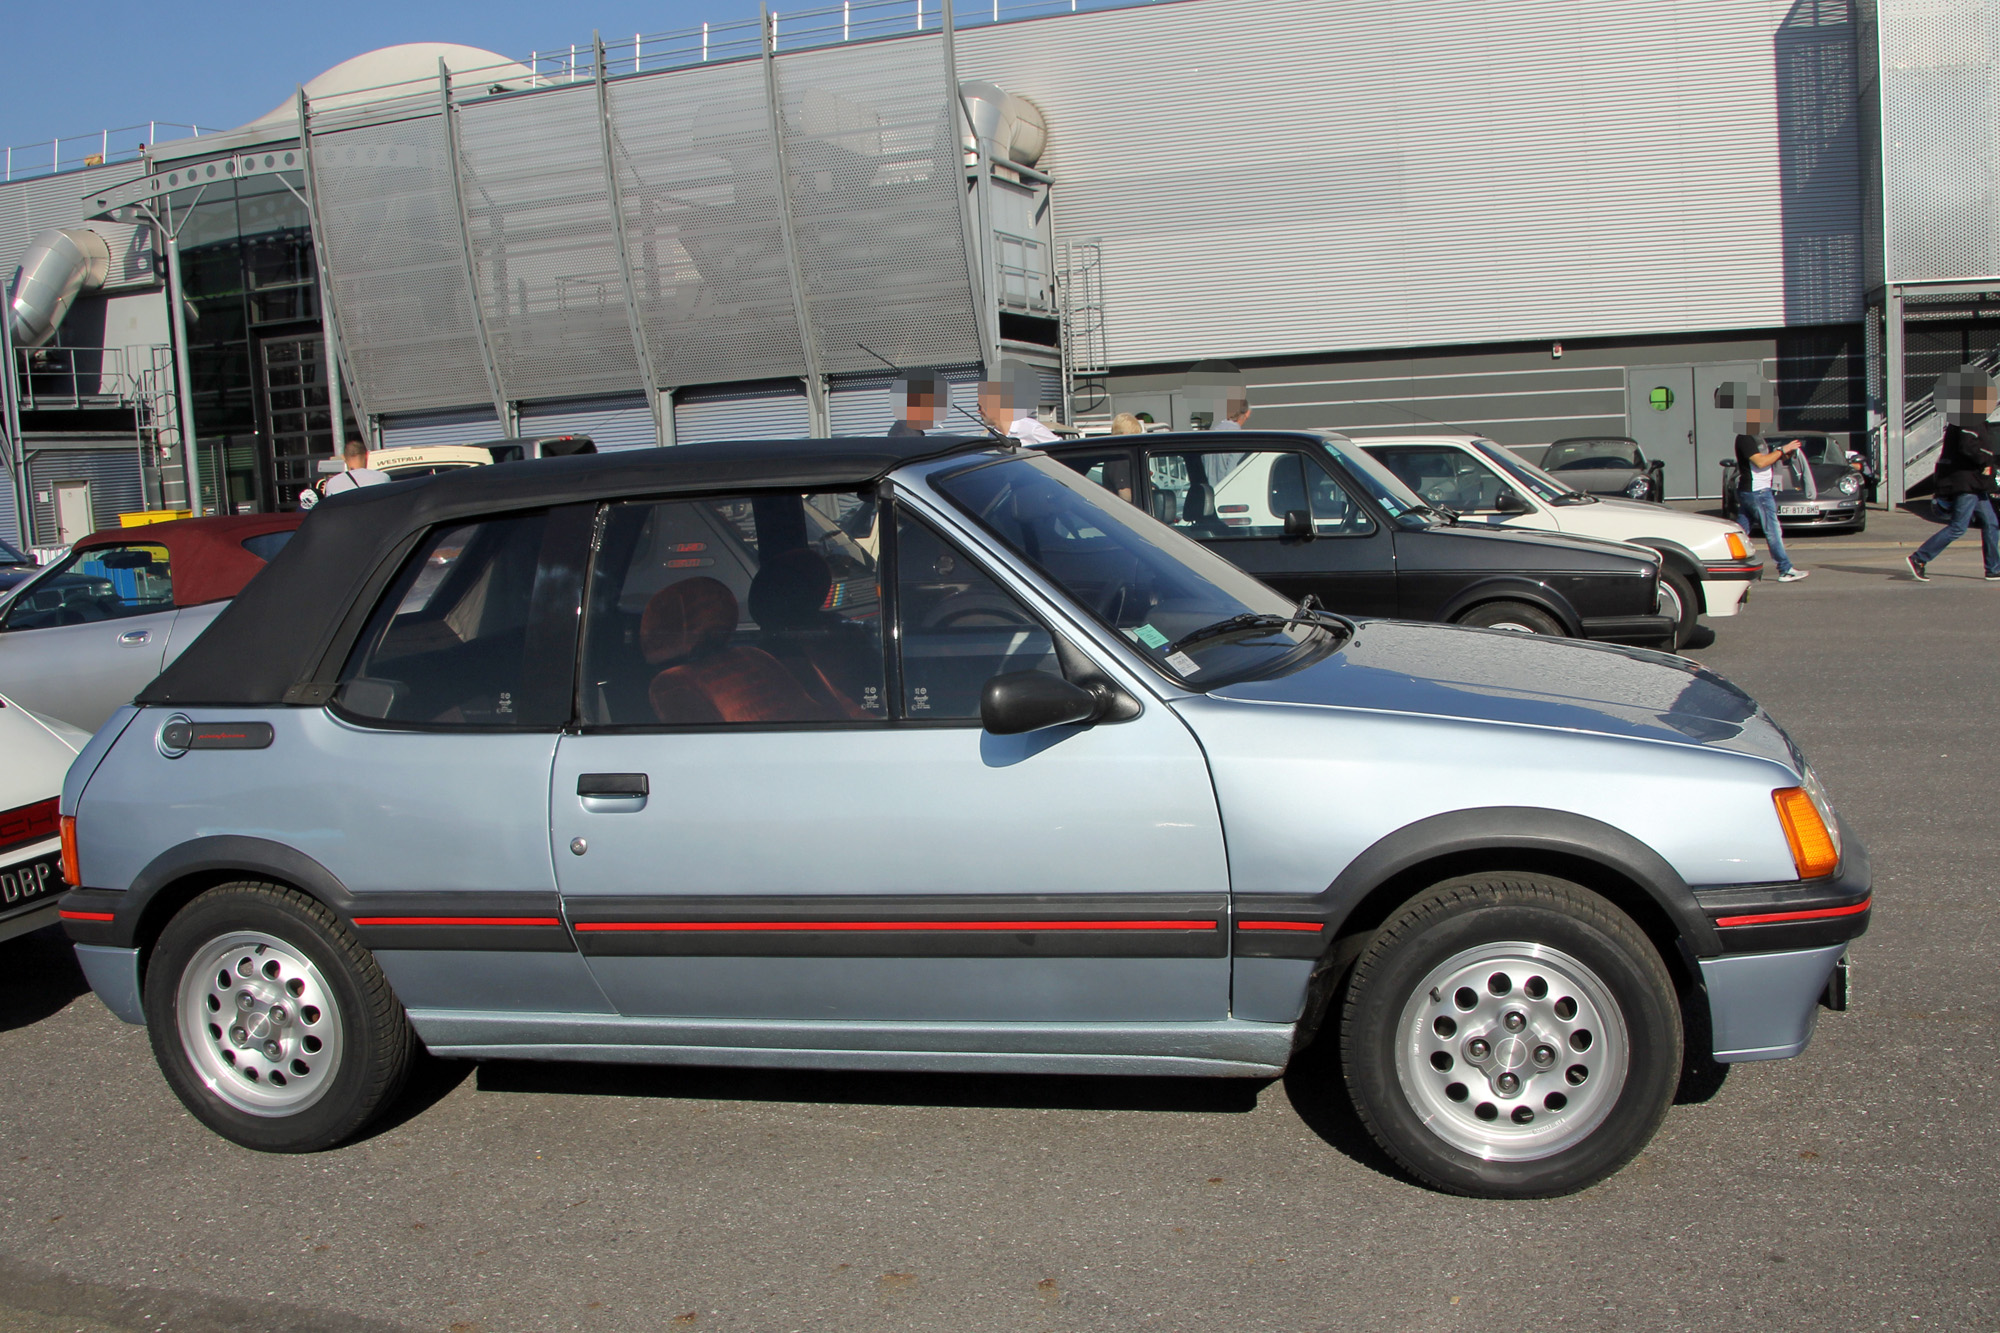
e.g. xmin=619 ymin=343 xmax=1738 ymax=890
xmin=978 ymin=367 xmax=1058 ymax=446
xmin=321 ymin=436 xmax=390 ymax=498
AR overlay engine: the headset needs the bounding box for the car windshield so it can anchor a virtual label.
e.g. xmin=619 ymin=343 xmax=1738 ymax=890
xmin=1471 ymin=439 xmax=1591 ymax=504
xmin=1317 ymin=436 xmax=1438 ymax=528
xmin=931 ymin=453 xmax=1337 ymax=686
xmin=0 ymin=537 xmax=28 ymax=566
xmin=1544 ymin=439 xmax=1641 ymax=471
xmin=1768 ymin=436 xmax=1841 ymax=466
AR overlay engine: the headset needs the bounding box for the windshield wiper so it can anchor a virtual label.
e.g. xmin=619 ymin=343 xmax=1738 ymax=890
xmin=1165 ymin=595 xmax=1350 ymax=657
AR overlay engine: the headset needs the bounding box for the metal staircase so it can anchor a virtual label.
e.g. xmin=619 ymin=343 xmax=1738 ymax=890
xmin=1058 ymin=240 xmax=1110 ymax=428
xmin=1899 ymin=346 xmax=2000 ymax=493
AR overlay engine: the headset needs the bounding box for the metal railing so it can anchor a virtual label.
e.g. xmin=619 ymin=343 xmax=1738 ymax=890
xmin=1058 ymin=240 xmax=1109 ymax=424
xmin=1895 ymin=345 xmax=2000 ymax=490
xmin=13 ymin=345 xmax=162 ymax=411
xmin=4 ymin=122 xmax=203 ymax=183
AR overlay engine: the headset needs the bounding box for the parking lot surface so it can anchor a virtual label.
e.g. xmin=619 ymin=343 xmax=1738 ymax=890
xmin=0 ymin=506 xmax=1993 ymax=1332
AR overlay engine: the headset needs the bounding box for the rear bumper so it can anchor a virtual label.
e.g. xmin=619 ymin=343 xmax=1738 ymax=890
xmin=1578 ymin=613 xmax=1676 ymax=644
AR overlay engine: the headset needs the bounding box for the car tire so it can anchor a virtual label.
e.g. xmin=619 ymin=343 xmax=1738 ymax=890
xmin=1338 ymin=875 xmax=1682 ymax=1198
xmin=1454 ymin=601 xmax=1564 ymax=636
xmin=143 ymin=881 xmax=415 ymax=1153
xmin=1656 ymin=568 xmax=1698 ymax=649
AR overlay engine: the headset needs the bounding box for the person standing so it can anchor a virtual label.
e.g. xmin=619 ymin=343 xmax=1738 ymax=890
xmin=1213 ymin=396 xmax=1252 ymax=430
xmin=1907 ymin=368 xmax=2000 ymax=582
xmin=978 ymin=364 xmax=1058 ymax=446
xmin=318 ymin=435 xmax=390 ymax=500
xmin=887 ymin=370 xmax=942 ymax=437
xmin=1733 ymin=404 xmax=1810 ymax=583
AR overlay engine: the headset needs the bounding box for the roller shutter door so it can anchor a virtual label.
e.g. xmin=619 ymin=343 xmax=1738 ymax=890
xmin=519 ymin=395 xmax=656 ymax=452
xmin=379 ymin=408 xmax=501 ymax=450
xmin=827 ymin=365 xmax=983 ymax=436
xmin=672 ymin=384 xmax=810 ymax=444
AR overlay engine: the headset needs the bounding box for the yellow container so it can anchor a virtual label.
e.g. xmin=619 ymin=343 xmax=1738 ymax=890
xmin=118 ymin=509 xmax=194 ymax=528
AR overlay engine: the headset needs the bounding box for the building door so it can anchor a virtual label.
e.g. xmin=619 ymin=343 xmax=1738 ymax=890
xmin=54 ymin=481 xmax=93 ymax=545
xmin=1627 ymin=369 xmax=1697 ymax=499
xmin=1693 ymin=362 xmax=1761 ymax=501
xmin=258 ymin=333 xmax=335 ymax=510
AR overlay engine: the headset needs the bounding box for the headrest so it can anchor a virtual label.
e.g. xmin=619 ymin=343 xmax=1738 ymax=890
xmin=747 ymin=548 xmax=833 ymax=631
xmin=641 ymin=577 xmax=737 ymax=665
xmin=1183 ymin=483 xmax=1215 ymax=522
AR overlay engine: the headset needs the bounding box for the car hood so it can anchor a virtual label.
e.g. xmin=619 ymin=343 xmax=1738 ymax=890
xmin=1206 ymin=619 xmax=1797 ymax=766
xmin=1410 ymin=521 xmax=1654 ymax=564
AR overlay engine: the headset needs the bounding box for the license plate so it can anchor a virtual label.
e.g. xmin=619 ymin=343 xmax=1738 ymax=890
xmin=0 ymin=852 xmax=65 ymax=918
xmin=1777 ymin=505 xmax=1817 ymax=516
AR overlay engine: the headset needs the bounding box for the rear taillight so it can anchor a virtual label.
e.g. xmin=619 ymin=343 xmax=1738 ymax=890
xmin=60 ymin=815 xmax=79 ymax=888
xmin=0 ymin=797 xmax=59 ymax=855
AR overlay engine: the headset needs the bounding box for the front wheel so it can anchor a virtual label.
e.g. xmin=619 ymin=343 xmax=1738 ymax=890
xmin=143 ymin=882 xmax=415 ymax=1152
xmin=1338 ymin=876 xmax=1682 ymax=1197
xmin=1656 ymin=568 xmax=1698 ymax=649
xmin=1454 ymin=600 xmax=1564 ymax=636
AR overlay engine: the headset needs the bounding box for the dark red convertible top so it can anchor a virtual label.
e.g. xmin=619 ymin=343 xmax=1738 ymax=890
xmin=75 ymin=512 xmax=305 ymax=609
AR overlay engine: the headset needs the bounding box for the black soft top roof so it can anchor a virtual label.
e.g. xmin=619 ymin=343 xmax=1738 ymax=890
xmin=141 ymin=434 xmax=997 ymax=708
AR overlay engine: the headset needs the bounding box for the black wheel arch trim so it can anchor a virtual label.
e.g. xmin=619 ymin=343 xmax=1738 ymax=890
xmin=1435 ymin=580 xmax=1583 ymax=637
xmin=1234 ymin=806 xmax=1721 ymax=961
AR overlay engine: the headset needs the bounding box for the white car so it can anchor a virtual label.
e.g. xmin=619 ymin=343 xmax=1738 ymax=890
xmin=1357 ymin=434 xmax=1762 ymax=645
xmin=0 ymin=690 xmax=88 ymax=944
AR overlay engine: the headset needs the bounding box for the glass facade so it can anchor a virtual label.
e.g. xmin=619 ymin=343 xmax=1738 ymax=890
xmin=167 ymin=173 xmax=344 ymax=511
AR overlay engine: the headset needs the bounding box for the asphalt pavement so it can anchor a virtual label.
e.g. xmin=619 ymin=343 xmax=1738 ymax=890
xmin=1 ymin=503 xmax=1995 ymax=1333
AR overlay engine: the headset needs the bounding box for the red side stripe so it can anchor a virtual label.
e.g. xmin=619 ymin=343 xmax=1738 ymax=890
xmin=1236 ymin=920 xmax=1325 ymax=933
xmin=59 ymin=910 xmax=115 ymax=922
xmin=1714 ymin=897 xmax=1870 ymax=928
xmin=573 ymin=919 xmax=1217 ymax=934
xmin=352 ymin=916 xmax=564 ymax=927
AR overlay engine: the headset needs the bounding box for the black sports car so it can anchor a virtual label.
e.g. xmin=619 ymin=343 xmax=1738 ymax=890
xmin=1046 ymin=431 xmax=1675 ymax=646
xmin=1538 ymin=436 xmax=1665 ymax=503
xmin=1720 ymin=432 xmax=1868 ymax=534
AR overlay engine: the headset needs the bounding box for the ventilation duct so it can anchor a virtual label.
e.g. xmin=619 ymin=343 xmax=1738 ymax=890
xmin=9 ymin=227 xmax=112 ymax=348
xmin=959 ymin=81 xmax=1047 ymax=167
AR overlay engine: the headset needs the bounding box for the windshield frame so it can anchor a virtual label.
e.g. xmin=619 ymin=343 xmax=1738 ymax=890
xmin=922 ymin=451 xmax=1338 ymax=689
xmin=1468 ymin=438 xmax=1588 ymax=504
xmin=1316 ymin=435 xmax=1440 ymax=529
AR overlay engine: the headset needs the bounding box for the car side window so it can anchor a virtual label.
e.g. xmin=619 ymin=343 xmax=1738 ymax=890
xmin=0 ymin=542 xmax=173 ymax=631
xmin=578 ymin=491 xmax=886 ymax=727
xmin=1145 ymin=449 xmax=1356 ymax=539
xmin=1373 ymin=447 xmax=1511 ymax=513
xmin=335 ymin=510 xmax=582 ymax=728
xmin=895 ymin=511 xmax=1058 ymax=721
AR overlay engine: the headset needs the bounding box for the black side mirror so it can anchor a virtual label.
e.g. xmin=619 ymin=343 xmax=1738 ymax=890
xmin=1281 ymin=509 xmax=1313 ymax=538
xmin=981 ymin=671 xmax=1102 ymax=735
xmin=1494 ymin=489 xmax=1529 ymax=514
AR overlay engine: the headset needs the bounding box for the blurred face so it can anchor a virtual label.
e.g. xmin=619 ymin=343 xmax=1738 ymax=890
xmin=343 ymin=444 xmax=369 ymax=469
xmin=978 ymin=383 xmax=1009 ymax=424
xmin=905 ymin=390 xmax=939 ymax=425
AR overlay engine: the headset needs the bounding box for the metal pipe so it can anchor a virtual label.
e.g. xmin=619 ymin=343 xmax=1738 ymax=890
xmin=761 ymin=2 xmax=829 ymax=435
xmin=297 ymin=86 xmax=365 ymax=436
xmin=8 ymin=228 xmax=111 ymax=348
xmin=1885 ymin=285 xmax=1905 ymax=508
xmin=844 ymin=0 xmax=850 ymax=40
xmin=595 ymin=34 xmax=665 ymax=445
xmin=0 ymin=266 xmax=29 ymax=545
xmin=941 ymin=0 xmax=991 ymax=380
xmin=162 ymin=216 xmax=205 ymax=516
xmin=437 ymin=59 xmax=511 ymax=428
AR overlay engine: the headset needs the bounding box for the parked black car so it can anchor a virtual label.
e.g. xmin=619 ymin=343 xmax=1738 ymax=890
xmin=1538 ymin=436 xmax=1665 ymax=502
xmin=0 ymin=536 xmax=38 ymax=595
xmin=1046 ymin=432 xmax=1674 ymax=646
xmin=1720 ymin=432 xmax=1868 ymax=534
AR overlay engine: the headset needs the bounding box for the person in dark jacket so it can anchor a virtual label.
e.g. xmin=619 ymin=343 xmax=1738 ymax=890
xmin=1908 ymin=368 xmax=2000 ymax=582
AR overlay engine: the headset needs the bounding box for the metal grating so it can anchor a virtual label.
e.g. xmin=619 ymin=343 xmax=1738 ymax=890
xmin=673 ymin=382 xmax=810 ymax=442
xmin=455 ymin=86 xmax=642 ymax=401
xmin=311 ymin=116 xmax=495 ymax=414
xmin=519 ymin=394 xmax=657 ymax=450
xmin=1877 ymin=0 xmax=2000 ymax=282
xmin=608 ymin=62 xmax=810 ymax=386
xmin=774 ymin=37 xmax=984 ymax=375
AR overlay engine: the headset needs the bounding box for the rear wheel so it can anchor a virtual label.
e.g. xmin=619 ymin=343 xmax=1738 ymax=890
xmin=1338 ymin=875 xmax=1682 ymax=1197
xmin=143 ymin=882 xmax=414 ymax=1152
xmin=1454 ymin=600 xmax=1563 ymax=636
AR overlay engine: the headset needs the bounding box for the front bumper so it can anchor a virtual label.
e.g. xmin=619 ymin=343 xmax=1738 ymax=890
xmin=1578 ymin=612 xmax=1676 ymax=645
xmin=1691 ymin=825 xmax=1869 ymax=1062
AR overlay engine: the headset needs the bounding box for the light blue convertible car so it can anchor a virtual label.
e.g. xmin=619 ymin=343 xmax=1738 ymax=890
xmin=56 ymin=434 xmax=1868 ymax=1197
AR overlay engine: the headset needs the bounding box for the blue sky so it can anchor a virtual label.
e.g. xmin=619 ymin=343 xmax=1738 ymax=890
xmin=3 ymin=0 xmax=765 ymax=151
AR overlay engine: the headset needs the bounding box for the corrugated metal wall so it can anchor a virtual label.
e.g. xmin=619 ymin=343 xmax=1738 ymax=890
xmin=955 ymin=0 xmax=1864 ymax=367
xmin=519 ymin=395 xmax=656 ymax=451
xmin=0 ymin=163 xmax=157 ymax=292
xmin=0 ymin=467 xmax=21 ymax=549
xmin=22 ymin=445 xmax=147 ymax=545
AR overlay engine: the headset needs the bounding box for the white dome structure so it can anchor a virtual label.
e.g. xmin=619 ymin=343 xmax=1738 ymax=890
xmin=245 ymin=43 xmax=534 ymax=127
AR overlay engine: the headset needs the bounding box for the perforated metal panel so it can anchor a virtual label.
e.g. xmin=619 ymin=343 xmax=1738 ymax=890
xmin=379 ymin=406 xmax=500 ymax=449
xmin=775 ymin=38 xmax=984 ymax=375
xmin=311 ymin=116 xmax=495 ymax=414
xmin=519 ymin=394 xmax=657 ymax=451
xmin=456 ymin=87 xmax=643 ymax=401
xmin=673 ymin=382 xmax=810 ymax=442
xmin=1878 ymin=0 xmax=2000 ymax=282
xmin=608 ymin=62 xmax=809 ymax=385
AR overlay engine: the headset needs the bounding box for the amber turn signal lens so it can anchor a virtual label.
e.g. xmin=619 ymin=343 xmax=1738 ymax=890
xmin=1772 ymin=787 xmax=1838 ymax=879
xmin=1726 ymin=532 xmax=1751 ymax=561
xmin=59 ymin=815 xmax=79 ymax=888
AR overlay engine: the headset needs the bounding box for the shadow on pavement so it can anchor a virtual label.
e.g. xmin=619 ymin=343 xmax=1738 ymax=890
xmin=1278 ymin=1033 xmax=1407 ymax=1184
xmin=0 ymin=924 xmax=90 ymax=1034
xmin=474 ymin=1058 xmax=1268 ymax=1115
xmin=359 ymin=1051 xmax=478 ymax=1142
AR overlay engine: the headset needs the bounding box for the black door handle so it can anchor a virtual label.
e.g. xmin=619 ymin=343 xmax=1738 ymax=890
xmin=577 ymin=773 xmax=649 ymax=798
